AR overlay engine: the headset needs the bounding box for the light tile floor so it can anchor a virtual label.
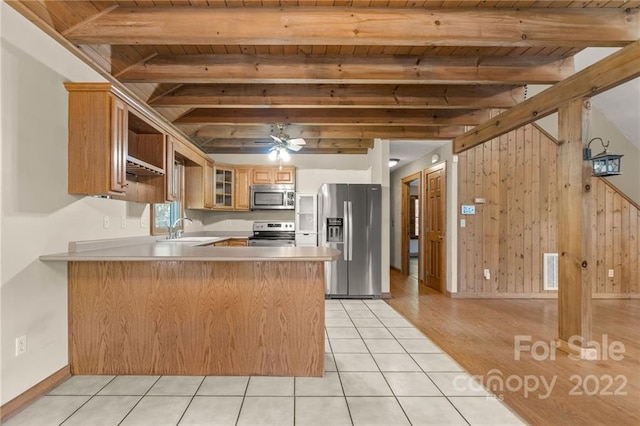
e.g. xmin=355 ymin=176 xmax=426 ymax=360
xmin=4 ymin=299 xmax=524 ymax=426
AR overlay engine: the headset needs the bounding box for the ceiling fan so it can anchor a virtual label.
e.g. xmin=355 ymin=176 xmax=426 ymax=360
xmin=257 ymin=124 xmax=306 ymax=162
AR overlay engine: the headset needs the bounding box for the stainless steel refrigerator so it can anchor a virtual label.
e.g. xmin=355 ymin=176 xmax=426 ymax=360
xmin=318 ymin=184 xmax=381 ymax=298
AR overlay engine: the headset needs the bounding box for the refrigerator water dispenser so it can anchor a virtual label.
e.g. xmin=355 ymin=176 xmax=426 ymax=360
xmin=326 ymin=218 xmax=343 ymax=242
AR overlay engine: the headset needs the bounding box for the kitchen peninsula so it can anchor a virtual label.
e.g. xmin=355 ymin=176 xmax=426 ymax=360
xmin=41 ymin=240 xmax=340 ymax=378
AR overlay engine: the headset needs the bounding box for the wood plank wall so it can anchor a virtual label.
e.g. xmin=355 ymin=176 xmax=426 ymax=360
xmin=457 ymin=123 xmax=640 ymax=297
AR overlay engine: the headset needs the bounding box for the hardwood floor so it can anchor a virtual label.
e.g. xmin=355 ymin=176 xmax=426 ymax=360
xmin=388 ymin=269 xmax=640 ymax=426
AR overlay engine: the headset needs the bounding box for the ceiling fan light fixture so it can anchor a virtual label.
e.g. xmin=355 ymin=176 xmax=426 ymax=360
xmin=279 ymin=147 xmax=291 ymax=162
xmin=268 ymin=147 xmax=278 ymax=161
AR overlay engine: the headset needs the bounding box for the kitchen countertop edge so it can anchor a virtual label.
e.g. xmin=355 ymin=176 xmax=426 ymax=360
xmin=40 ymin=244 xmax=341 ymax=262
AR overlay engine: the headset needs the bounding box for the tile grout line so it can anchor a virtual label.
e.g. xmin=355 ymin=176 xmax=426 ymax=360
xmin=57 ymin=375 xmax=118 ymax=426
xmin=117 ymin=375 xmax=162 ymax=426
xmin=344 ymin=299 xmax=413 ymax=426
xmin=175 ymin=375 xmax=206 ymax=425
xmin=347 ymin=299 xmax=484 ymax=425
xmin=234 ymin=375 xmax=251 ymax=425
xmin=378 ymin=299 xmax=476 ymax=426
xmin=325 ymin=314 xmax=355 ymax=426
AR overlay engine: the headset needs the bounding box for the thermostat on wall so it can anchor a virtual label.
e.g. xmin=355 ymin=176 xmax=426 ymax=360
xmin=461 ymin=205 xmax=476 ymax=215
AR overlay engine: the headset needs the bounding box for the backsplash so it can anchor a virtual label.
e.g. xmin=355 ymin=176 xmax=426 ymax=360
xmin=203 ymin=210 xmax=295 ymax=232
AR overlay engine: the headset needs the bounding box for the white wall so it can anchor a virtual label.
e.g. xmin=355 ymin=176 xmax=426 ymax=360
xmin=574 ymin=48 xmax=640 ymax=150
xmin=389 ymin=143 xmax=458 ymax=293
xmin=0 ymin=5 xmax=188 ymax=404
xmin=368 ymin=139 xmax=391 ymax=294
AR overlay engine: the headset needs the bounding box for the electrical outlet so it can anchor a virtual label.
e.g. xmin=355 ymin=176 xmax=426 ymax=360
xmin=16 ymin=335 xmax=27 ymax=356
xmin=608 ymin=269 xmax=615 ymax=278
xmin=121 ymin=216 xmax=126 ymax=229
xmin=140 ymin=216 xmax=147 ymax=228
xmin=460 ymin=219 xmax=466 ymax=228
xmin=103 ymin=216 xmax=110 ymax=229
xmin=484 ymin=269 xmax=491 ymax=280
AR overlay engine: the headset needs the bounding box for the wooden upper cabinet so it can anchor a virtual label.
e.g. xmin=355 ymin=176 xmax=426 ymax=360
xmin=65 ymin=83 xmax=167 ymax=203
xmin=165 ymin=136 xmax=177 ymax=202
xmin=274 ymin=167 xmax=295 ymax=184
xmin=251 ymin=166 xmax=295 ymax=185
xmin=204 ymin=161 xmax=214 ymax=209
xmin=234 ymin=167 xmax=252 ymax=211
xmin=111 ymin=97 xmax=128 ymax=194
xmin=66 ymin=83 xmax=128 ymax=196
xmin=251 ymin=167 xmax=273 ymax=185
xmin=185 ymin=157 xmax=207 ymax=210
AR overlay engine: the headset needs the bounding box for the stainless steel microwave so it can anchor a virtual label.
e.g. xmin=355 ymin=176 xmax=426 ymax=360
xmin=250 ymin=184 xmax=295 ymax=210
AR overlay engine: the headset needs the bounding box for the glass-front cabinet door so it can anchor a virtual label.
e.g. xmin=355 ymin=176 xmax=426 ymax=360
xmin=296 ymin=193 xmax=317 ymax=232
xmin=214 ymin=165 xmax=234 ymax=209
xmin=295 ymin=193 xmax=318 ymax=247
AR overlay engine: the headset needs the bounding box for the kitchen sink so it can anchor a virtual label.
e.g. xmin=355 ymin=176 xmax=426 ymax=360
xmin=162 ymin=237 xmax=220 ymax=242
xmin=156 ymin=237 xmax=223 ymax=245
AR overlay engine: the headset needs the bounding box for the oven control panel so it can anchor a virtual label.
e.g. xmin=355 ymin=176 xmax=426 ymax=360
xmin=253 ymin=221 xmax=295 ymax=231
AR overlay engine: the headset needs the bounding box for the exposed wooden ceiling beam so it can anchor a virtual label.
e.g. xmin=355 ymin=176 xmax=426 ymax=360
xmin=197 ymin=138 xmax=375 ymax=149
xmin=65 ymin=7 xmax=639 ymax=47
xmin=119 ymin=55 xmax=573 ymax=85
xmin=453 ymin=40 xmax=640 ymax=154
xmin=150 ymin=84 xmax=526 ymax=109
xmin=174 ymin=108 xmax=489 ymax=126
xmin=200 ymin=147 xmax=369 ymax=155
xmin=146 ymin=83 xmax=185 ymax=104
xmin=189 ymin=124 xmax=463 ymax=140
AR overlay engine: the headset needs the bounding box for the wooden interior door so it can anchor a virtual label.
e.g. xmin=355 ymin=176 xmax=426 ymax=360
xmin=424 ymin=164 xmax=445 ymax=292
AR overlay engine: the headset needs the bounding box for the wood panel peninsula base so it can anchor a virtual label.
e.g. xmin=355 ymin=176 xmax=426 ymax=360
xmin=69 ymin=261 xmax=325 ymax=377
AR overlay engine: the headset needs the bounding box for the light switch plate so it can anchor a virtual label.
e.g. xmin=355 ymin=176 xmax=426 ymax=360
xmin=15 ymin=335 xmax=27 ymax=356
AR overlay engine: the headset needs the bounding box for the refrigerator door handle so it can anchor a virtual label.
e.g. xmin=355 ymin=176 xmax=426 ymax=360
xmin=343 ymin=201 xmax=349 ymax=261
xmin=348 ymin=201 xmax=353 ymax=261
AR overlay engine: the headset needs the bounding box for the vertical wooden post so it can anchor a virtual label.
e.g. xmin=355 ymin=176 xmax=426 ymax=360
xmin=556 ymin=98 xmax=596 ymax=359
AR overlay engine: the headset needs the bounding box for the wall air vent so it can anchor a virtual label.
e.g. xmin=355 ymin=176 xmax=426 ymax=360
xmin=543 ymin=253 xmax=559 ymax=291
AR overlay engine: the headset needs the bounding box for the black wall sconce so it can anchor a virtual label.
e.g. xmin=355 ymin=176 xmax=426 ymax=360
xmin=583 ymin=137 xmax=624 ymax=177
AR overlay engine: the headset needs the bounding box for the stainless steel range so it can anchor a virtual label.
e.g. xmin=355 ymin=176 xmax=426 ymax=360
xmin=248 ymin=221 xmax=296 ymax=247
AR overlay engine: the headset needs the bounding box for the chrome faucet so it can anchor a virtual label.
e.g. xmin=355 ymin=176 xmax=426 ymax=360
xmin=168 ymin=217 xmax=193 ymax=239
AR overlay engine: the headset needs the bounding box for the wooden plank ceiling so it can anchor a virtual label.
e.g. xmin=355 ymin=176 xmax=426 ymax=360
xmin=8 ymin=1 xmax=640 ymax=155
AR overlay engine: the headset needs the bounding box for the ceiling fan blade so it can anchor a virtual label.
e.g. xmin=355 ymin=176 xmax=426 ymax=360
xmin=288 ymin=138 xmax=306 ymax=146
xmin=287 ymin=143 xmax=303 ymax=152
xmin=270 ymin=135 xmax=284 ymax=144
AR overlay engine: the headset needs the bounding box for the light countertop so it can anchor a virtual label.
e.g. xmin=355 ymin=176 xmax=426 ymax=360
xmin=40 ymin=237 xmax=340 ymax=262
